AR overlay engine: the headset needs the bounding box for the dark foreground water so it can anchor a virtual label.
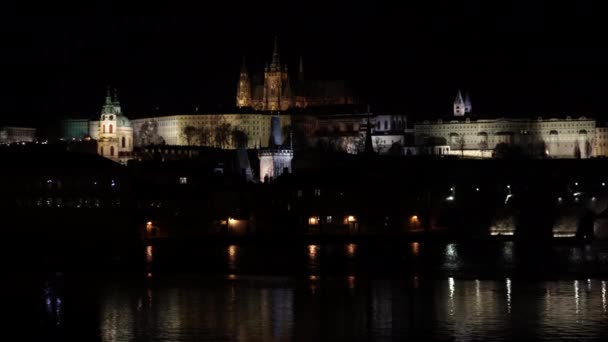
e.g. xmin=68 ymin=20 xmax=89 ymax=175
xmin=12 ymin=240 xmax=608 ymax=341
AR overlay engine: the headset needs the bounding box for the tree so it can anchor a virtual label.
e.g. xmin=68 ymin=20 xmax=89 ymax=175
xmin=478 ymin=139 xmax=488 ymax=158
xmin=214 ymin=123 xmax=232 ymax=149
xmin=494 ymin=143 xmax=523 ymax=159
xmin=231 ymin=128 xmax=249 ymax=148
xmin=196 ymin=127 xmax=212 ymax=147
xmin=182 ymin=125 xmax=197 ymax=146
xmin=457 ymin=135 xmax=466 ymax=158
xmin=138 ymin=120 xmax=163 ymax=146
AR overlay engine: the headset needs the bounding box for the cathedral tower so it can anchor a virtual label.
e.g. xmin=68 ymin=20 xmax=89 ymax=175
xmin=236 ymin=57 xmax=252 ymax=108
xmin=263 ymin=36 xmax=291 ymax=111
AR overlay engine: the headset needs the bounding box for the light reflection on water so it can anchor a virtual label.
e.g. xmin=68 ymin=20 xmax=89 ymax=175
xmin=88 ymin=276 xmax=608 ymax=341
xmin=28 ymin=241 xmax=608 ymax=341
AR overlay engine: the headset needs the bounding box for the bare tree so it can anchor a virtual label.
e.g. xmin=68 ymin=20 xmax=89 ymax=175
xmin=182 ymin=125 xmax=197 ymax=146
xmin=196 ymin=127 xmax=212 ymax=147
xmin=214 ymin=123 xmax=232 ymax=149
xmin=457 ymin=135 xmax=466 ymax=158
xmin=478 ymin=139 xmax=488 ymax=158
xmin=231 ymin=128 xmax=249 ymax=148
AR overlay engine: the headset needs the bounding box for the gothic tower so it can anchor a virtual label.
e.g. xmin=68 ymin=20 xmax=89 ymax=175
xmin=453 ymin=90 xmax=466 ymax=116
xmin=236 ymin=57 xmax=252 ymax=108
xmin=258 ymin=113 xmax=293 ymax=182
xmin=263 ymin=36 xmax=291 ymax=111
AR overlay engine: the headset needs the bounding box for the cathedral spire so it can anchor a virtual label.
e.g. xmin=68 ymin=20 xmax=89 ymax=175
xmin=298 ymin=56 xmax=304 ymax=82
xmin=236 ymin=56 xmax=252 ymax=108
xmin=270 ymin=36 xmax=280 ymax=71
xmin=240 ymin=55 xmax=247 ymax=74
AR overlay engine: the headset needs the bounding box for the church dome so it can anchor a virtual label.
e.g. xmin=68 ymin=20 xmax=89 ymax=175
xmin=115 ymin=114 xmax=131 ymax=128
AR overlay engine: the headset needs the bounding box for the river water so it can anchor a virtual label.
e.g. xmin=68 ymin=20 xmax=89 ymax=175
xmin=13 ymin=240 xmax=608 ymax=341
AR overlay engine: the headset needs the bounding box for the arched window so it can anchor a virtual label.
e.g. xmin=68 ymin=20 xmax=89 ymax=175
xmin=100 ymin=146 xmax=104 ymax=155
xmin=110 ymin=146 xmax=114 ymax=156
xmin=121 ymin=136 xmax=125 ymax=148
xmin=109 ymin=124 xmax=113 ymax=134
xmin=103 ymin=125 xmax=106 ymax=133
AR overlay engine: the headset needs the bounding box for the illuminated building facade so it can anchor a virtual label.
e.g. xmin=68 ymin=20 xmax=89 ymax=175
xmin=96 ymin=89 xmax=134 ymax=164
xmin=236 ymin=37 xmax=356 ymax=111
xmin=415 ymin=116 xmax=596 ymax=158
xmin=258 ymin=113 xmax=293 ymax=182
xmin=0 ymin=126 xmax=36 ymax=144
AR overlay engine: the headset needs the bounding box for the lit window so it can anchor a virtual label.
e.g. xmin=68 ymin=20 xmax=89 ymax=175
xmin=179 ymin=177 xmax=188 ymax=184
xmin=314 ymin=189 xmax=321 ymax=197
xmin=326 ymin=216 xmax=332 ymax=223
xmin=296 ymin=190 xmax=303 ymax=197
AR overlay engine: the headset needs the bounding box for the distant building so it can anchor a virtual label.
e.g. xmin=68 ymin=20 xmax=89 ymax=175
xmin=0 ymin=126 xmax=36 ymax=144
xmin=236 ymin=37 xmax=356 ymax=111
xmin=60 ymin=119 xmax=90 ymax=140
xmin=258 ymin=114 xmax=293 ymax=182
xmin=415 ymin=116 xmax=596 ymax=159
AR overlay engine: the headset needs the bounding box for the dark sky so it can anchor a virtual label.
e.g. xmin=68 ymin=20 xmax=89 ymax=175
xmin=1 ymin=1 xmax=607 ymax=127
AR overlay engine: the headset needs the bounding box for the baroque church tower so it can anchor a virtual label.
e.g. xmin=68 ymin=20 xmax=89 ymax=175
xmin=236 ymin=57 xmax=252 ymax=108
xmin=98 ymin=87 xmax=134 ymax=164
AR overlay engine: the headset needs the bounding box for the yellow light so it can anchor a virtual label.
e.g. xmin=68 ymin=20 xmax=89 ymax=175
xmin=309 ymin=216 xmax=319 ymax=225
xmin=145 ymin=245 xmax=153 ymax=263
xmin=347 ymin=215 xmax=356 ymax=223
xmin=228 ymin=245 xmax=237 ymax=258
xmin=228 ymin=217 xmax=236 ymax=225
xmin=308 ymin=244 xmax=318 ymax=258
xmin=345 ymin=243 xmax=357 ymax=258
xmin=411 ymin=242 xmax=420 ymax=256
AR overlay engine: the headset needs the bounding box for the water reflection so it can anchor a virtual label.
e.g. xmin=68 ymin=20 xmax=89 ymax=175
xmin=506 ymin=278 xmax=512 ymax=314
xmin=227 ymin=245 xmax=239 ymax=270
xmin=26 ymin=273 xmax=608 ymax=341
xmin=602 ymin=281 xmax=606 ymax=314
xmin=410 ymin=242 xmax=420 ymax=257
xmin=345 ymin=243 xmax=357 ymax=258
xmin=307 ymin=244 xmax=320 ymax=273
xmin=145 ymin=245 xmax=153 ymax=264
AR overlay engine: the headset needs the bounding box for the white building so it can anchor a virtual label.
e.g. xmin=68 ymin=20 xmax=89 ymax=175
xmin=96 ymin=89 xmax=134 ymax=164
xmin=415 ymin=116 xmax=596 ymax=158
xmin=258 ymin=114 xmax=293 ymax=182
xmin=0 ymin=126 xmax=36 ymax=144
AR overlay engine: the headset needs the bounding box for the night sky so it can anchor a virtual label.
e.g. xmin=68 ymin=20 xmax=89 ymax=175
xmin=1 ymin=1 xmax=607 ymax=129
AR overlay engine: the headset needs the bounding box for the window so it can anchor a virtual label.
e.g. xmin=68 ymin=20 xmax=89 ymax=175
xmin=296 ymin=190 xmax=303 ymax=197
xmin=110 ymin=146 xmax=114 ymax=156
xmin=326 ymin=216 xmax=332 ymax=223
xmin=179 ymin=177 xmax=188 ymax=185
xmin=314 ymin=189 xmax=321 ymax=197
xmin=109 ymin=124 xmax=113 ymax=134
xmin=103 ymin=125 xmax=106 ymax=133
xmin=384 ymin=121 xmax=388 ymax=130
xmin=122 ymin=137 xmax=126 ymax=148
xmin=100 ymin=146 xmax=104 ymax=155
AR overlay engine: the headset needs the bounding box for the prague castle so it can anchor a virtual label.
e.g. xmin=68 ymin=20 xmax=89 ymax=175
xmin=236 ymin=37 xmax=356 ymax=111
